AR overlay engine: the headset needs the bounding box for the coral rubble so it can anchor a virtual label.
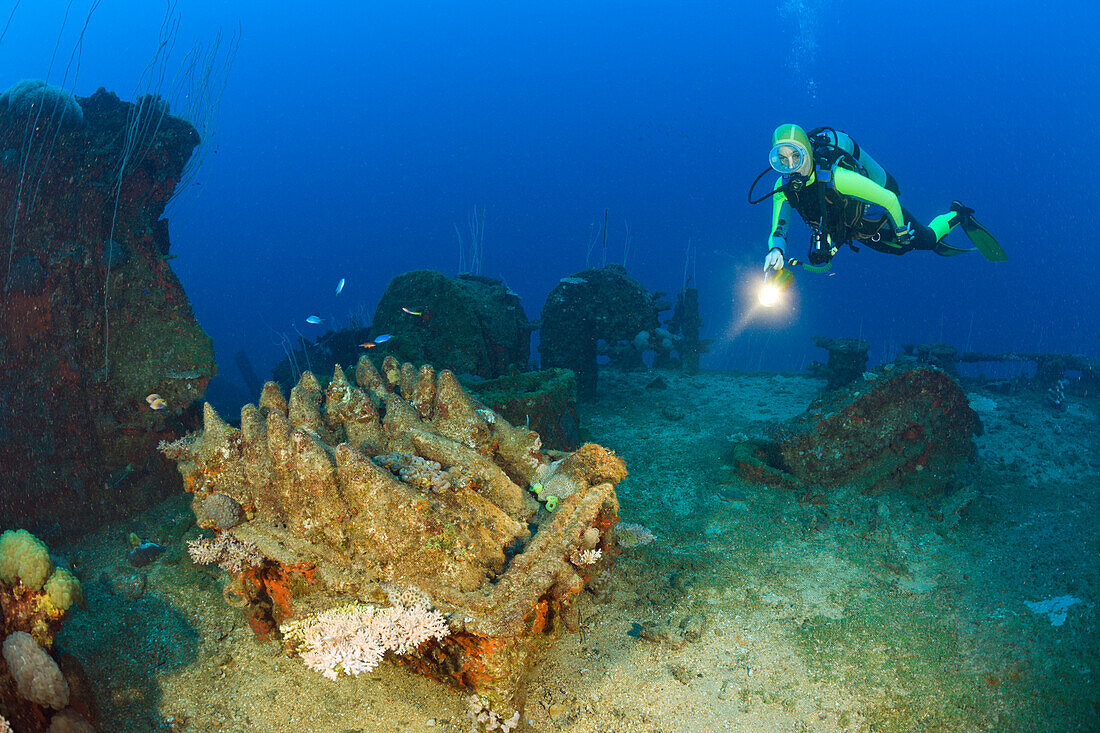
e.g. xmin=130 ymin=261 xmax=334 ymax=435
xmin=162 ymin=356 xmax=626 ymax=716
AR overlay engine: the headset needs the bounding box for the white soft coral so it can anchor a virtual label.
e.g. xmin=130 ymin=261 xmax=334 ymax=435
xmin=283 ymin=602 xmax=450 ymax=679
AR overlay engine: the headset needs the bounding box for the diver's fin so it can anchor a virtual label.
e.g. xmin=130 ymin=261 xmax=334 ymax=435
xmin=951 ymin=201 xmax=1008 ymax=262
xmin=932 ymin=240 xmax=974 ymax=257
xmin=961 ymin=216 xmax=1008 ymax=261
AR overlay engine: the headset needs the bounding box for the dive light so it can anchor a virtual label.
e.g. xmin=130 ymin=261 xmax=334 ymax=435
xmin=758 ymin=267 xmax=793 ymax=307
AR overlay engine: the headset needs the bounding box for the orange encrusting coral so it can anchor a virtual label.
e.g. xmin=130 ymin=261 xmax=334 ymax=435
xmin=406 ymin=596 xmax=558 ymax=695
xmin=244 ymin=561 xmax=317 ymax=623
xmin=0 ymin=582 xmax=66 ymax=648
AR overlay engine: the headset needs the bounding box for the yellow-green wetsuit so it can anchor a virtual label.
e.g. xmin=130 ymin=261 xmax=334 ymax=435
xmin=768 ymin=130 xmax=963 ymax=259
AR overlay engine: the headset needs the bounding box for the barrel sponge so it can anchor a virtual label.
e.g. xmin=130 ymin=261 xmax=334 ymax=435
xmin=44 ymin=569 xmax=82 ymax=613
xmin=1 ymin=631 xmax=69 ymax=709
xmin=46 ymin=708 xmax=94 ymax=732
xmin=0 ymin=529 xmax=53 ymax=591
xmin=0 ymin=80 xmax=84 ymax=126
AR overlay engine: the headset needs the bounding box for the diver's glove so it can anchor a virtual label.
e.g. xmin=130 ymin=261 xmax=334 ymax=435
xmin=895 ymin=223 xmax=915 ymax=248
xmin=764 ymin=247 xmax=785 ymax=271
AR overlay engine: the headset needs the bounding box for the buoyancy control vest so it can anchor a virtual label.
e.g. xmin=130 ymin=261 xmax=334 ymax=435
xmin=783 ymin=127 xmax=901 ymax=249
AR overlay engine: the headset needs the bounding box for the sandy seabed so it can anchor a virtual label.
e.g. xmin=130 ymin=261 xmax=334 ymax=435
xmin=56 ymin=367 xmax=1099 ymax=732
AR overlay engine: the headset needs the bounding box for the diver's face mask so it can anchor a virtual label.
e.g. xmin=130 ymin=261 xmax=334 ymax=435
xmin=769 ymin=142 xmax=808 ymax=175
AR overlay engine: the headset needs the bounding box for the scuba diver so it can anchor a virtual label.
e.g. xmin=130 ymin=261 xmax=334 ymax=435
xmin=749 ymin=124 xmax=1006 ymax=275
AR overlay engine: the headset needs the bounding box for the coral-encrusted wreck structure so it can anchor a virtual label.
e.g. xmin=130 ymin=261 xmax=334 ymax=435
xmin=539 ymin=264 xmax=668 ymax=398
xmin=371 ymin=270 xmax=535 ymax=379
xmin=0 ymin=83 xmax=214 ymax=537
xmin=161 ymin=355 xmax=625 ymax=721
xmin=733 ymin=365 xmax=980 ymax=497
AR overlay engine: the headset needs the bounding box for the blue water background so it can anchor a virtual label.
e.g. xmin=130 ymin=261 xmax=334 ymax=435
xmin=3 ymin=0 xmax=1097 ymax=406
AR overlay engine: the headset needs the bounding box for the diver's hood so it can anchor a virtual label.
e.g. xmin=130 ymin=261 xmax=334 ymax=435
xmin=770 ymin=123 xmax=813 ymax=176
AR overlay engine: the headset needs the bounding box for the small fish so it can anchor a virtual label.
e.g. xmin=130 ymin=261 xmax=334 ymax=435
xmin=401 ymin=306 xmax=422 ymax=316
xmin=128 ymin=541 xmax=166 ymax=568
xmin=335 ymin=278 xmax=346 ymax=295
xmin=359 ymin=333 xmax=392 ymax=349
xmin=146 ymin=393 xmax=168 ymax=410
xmin=306 ymin=314 xmax=323 ymax=324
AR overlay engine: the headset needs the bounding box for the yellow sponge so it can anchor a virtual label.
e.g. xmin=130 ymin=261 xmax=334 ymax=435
xmin=0 ymin=529 xmax=53 ymax=591
xmin=44 ymin=569 xmax=82 ymax=612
